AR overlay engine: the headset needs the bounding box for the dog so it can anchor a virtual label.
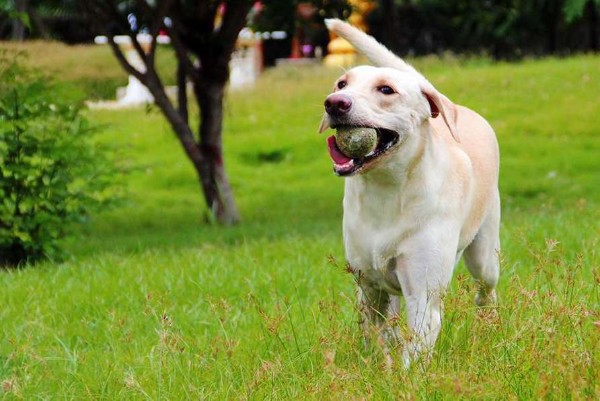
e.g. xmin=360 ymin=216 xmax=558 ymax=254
xmin=319 ymin=19 xmax=500 ymax=366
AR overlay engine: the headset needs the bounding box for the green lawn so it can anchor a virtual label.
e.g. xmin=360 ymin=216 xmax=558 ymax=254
xmin=1 ymin=44 xmax=599 ymax=399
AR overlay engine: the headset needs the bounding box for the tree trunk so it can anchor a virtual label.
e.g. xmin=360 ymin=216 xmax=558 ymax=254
xmin=142 ymin=70 xmax=239 ymax=226
xmin=195 ymin=77 xmax=240 ymax=225
xmin=587 ymin=0 xmax=599 ymax=51
xmin=176 ymin=61 xmax=189 ymax=124
xmin=381 ymin=0 xmax=400 ymax=53
xmin=87 ymin=0 xmax=249 ymax=226
xmin=11 ymin=0 xmax=27 ymax=41
xmin=27 ymin=5 xmax=51 ymax=40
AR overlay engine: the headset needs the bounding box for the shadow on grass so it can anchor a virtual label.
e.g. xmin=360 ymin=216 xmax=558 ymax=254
xmin=68 ymin=189 xmax=343 ymax=258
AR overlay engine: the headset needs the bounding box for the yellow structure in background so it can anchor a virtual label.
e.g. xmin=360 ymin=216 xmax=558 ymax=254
xmin=324 ymin=0 xmax=375 ymax=67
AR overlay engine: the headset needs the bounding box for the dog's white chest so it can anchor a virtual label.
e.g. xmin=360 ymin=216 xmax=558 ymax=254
xmin=343 ymin=222 xmax=394 ymax=268
xmin=344 ymin=223 xmax=404 ymax=294
xmin=342 ymin=183 xmax=412 ymax=292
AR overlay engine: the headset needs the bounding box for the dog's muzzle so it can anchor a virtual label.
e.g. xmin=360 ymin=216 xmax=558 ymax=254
xmin=326 ymin=127 xmax=400 ymax=176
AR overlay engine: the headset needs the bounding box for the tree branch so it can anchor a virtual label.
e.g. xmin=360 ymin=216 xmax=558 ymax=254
xmin=176 ymin=61 xmax=189 ymax=124
xmin=216 ymin=1 xmax=254 ymax=57
xmin=165 ymin=25 xmax=200 ymax=82
xmin=106 ymin=36 xmax=146 ymax=83
xmin=135 ymin=0 xmax=176 ymax=68
xmin=127 ymin=31 xmax=151 ymax=69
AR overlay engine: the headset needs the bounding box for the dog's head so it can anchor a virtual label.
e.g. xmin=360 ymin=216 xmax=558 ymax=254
xmin=320 ymin=66 xmax=458 ymax=176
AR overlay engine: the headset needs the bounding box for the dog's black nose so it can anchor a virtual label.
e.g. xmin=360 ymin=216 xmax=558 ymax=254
xmin=325 ymin=94 xmax=352 ymax=117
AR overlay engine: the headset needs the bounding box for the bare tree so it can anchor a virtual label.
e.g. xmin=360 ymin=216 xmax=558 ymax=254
xmin=86 ymin=0 xmax=254 ymax=225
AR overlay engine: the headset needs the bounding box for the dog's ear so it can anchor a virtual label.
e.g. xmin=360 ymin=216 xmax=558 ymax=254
xmin=421 ymin=84 xmax=460 ymax=142
xmin=318 ymin=114 xmax=331 ymax=133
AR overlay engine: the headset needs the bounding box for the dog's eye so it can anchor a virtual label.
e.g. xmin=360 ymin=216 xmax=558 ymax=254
xmin=377 ymin=85 xmax=395 ymax=95
xmin=337 ymin=80 xmax=347 ymax=90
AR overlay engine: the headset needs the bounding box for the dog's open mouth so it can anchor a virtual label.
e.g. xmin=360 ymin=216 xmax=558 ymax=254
xmin=327 ymin=127 xmax=400 ymax=176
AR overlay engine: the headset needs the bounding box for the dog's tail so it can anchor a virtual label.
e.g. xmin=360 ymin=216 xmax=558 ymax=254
xmin=325 ymin=18 xmax=419 ymax=75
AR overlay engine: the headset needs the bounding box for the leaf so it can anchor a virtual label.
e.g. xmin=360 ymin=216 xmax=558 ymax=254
xmin=7 ymin=10 xmax=31 ymax=30
xmin=0 ymin=52 xmax=120 ymax=266
xmin=563 ymin=0 xmax=588 ymax=23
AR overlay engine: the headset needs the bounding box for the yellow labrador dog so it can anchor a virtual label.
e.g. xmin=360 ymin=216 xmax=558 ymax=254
xmin=320 ymin=19 xmax=500 ymax=366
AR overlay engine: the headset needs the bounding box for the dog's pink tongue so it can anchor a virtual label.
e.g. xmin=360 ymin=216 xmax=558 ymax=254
xmin=327 ymin=135 xmax=352 ymax=165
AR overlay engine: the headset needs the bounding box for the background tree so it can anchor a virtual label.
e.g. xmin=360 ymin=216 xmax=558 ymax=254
xmin=366 ymin=0 xmax=600 ymax=58
xmin=83 ymin=0 xmax=255 ymax=225
xmin=2 ymin=0 xmax=600 ymax=56
xmin=11 ymin=0 xmax=27 ymax=40
xmin=2 ymin=0 xmax=78 ymax=41
xmin=563 ymin=0 xmax=599 ymax=50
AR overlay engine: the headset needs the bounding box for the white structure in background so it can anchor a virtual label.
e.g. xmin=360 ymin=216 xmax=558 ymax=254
xmin=90 ymin=29 xmax=271 ymax=108
xmin=229 ymin=28 xmax=270 ymax=90
xmin=230 ymin=30 xmax=287 ymax=89
xmin=93 ymin=34 xmax=170 ymax=108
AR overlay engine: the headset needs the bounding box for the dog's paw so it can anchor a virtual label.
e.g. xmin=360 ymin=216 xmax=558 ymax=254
xmin=475 ymin=288 xmax=497 ymax=307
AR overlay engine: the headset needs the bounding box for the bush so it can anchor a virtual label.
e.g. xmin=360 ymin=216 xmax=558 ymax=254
xmin=0 ymin=52 xmax=117 ymax=267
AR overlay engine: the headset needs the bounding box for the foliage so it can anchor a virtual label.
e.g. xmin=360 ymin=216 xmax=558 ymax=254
xmin=0 ymin=52 xmax=117 ymax=266
xmin=1 ymin=1 xmax=30 ymax=29
xmin=2 ymin=0 xmax=600 ymax=58
xmin=367 ymin=0 xmax=600 ymax=57
xmin=252 ymin=0 xmax=352 ymax=35
xmin=563 ymin=0 xmax=600 ymax=22
xmin=0 ymin=0 xmax=95 ymax=42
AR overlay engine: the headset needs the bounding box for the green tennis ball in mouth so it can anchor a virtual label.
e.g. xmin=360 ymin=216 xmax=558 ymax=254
xmin=335 ymin=127 xmax=378 ymax=159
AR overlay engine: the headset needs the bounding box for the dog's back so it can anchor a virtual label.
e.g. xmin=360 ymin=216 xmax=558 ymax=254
xmin=431 ymin=106 xmax=499 ymax=245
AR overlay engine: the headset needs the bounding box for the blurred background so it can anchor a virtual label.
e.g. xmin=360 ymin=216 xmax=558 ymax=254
xmin=2 ymin=0 xmax=598 ymax=60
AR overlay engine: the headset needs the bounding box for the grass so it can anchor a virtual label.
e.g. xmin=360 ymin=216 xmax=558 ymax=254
xmin=0 ymin=40 xmax=177 ymax=100
xmin=1 ymin=42 xmax=599 ymax=399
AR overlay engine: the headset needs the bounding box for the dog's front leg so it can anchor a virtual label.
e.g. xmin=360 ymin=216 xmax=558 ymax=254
xmin=394 ymin=246 xmax=456 ymax=367
xmin=401 ymin=290 xmax=444 ymax=367
xmin=356 ymin=279 xmax=398 ymax=367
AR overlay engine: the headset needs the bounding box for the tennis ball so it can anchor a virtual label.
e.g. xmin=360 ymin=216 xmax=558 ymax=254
xmin=335 ymin=127 xmax=378 ymax=158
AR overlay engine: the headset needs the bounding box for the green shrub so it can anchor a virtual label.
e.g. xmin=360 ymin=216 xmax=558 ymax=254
xmin=0 ymin=52 xmax=117 ymax=267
